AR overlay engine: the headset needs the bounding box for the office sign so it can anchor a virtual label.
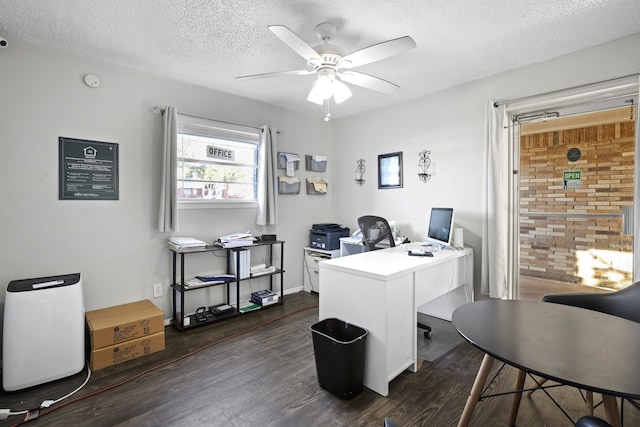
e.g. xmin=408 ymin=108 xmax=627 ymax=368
xmin=207 ymin=145 xmax=235 ymax=161
xmin=59 ymin=137 xmax=119 ymax=200
xmin=563 ymin=170 xmax=581 ymax=190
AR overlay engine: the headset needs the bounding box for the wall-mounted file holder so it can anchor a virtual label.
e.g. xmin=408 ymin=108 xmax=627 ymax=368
xmin=306 ymin=178 xmax=328 ymax=195
xmin=277 ymin=152 xmax=300 ymax=170
xmin=305 ymin=155 xmax=327 ymax=172
xmin=278 ymin=176 xmax=301 ymax=194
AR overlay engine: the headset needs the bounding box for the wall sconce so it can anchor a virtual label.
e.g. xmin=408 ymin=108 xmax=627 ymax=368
xmin=355 ymin=158 xmax=366 ymax=186
xmin=418 ymin=150 xmax=432 ymax=183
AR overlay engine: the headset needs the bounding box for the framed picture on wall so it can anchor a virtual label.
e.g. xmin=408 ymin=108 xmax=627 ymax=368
xmin=59 ymin=137 xmax=119 ymax=200
xmin=378 ymin=152 xmax=403 ymax=189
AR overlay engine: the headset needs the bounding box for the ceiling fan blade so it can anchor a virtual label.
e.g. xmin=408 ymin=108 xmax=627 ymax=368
xmin=338 ymin=36 xmax=416 ymax=69
xmin=338 ymin=71 xmax=399 ymax=94
xmin=268 ymin=25 xmax=323 ymax=65
xmin=236 ymin=69 xmax=315 ymax=80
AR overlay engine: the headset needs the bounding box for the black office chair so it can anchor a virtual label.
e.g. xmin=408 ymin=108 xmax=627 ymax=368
xmin=530 ymin=281 xmax=640 ymax=414
xmin=383 ymin=418 xmax=399 ymax=427
xmin=357 ymin=215 xmax=432 ymax=339
xmin=357 ymin=215 xmax=396 ymax=251
xmin=575 ymin=416 xmax=613 ymax=427
xmin=541 ymin=281 xmax=640 ymax=323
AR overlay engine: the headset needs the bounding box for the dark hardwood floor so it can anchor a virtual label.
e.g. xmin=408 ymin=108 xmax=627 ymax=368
xmin=1 ymin=292 xmax=638 ymax=426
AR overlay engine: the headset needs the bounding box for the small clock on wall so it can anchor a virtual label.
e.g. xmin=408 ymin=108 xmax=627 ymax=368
xmin=567 ymin=148 xmax=581 ymax=162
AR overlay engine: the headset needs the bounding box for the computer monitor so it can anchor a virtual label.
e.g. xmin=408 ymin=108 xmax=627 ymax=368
xmin=426 ymin=207 xmax=454 ymax=249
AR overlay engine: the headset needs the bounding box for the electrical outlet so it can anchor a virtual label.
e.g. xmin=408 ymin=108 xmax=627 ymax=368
xmin=153 ymin=283 xmax=163 ymax=298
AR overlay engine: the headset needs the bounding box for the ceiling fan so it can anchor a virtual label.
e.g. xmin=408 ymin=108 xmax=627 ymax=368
xmin=236 ymin=23 xmax=416 ymax=106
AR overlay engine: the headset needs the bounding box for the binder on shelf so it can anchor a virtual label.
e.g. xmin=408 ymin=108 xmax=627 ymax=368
xmin=230 ymin=250 xmax=250 ymax=279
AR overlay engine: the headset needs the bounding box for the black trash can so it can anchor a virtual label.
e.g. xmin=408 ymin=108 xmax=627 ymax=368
xmin=310 ymin=318 xmax=368 ymax=399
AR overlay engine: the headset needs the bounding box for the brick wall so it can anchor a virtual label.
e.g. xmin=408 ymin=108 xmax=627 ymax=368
xmin=519 ymin=119 xmax=635 ymax=289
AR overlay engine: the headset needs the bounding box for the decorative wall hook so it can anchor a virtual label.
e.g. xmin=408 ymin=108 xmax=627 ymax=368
xmin=355 ymin=158 xmax=366 ymax=186
xmin=418 ymin=150 xmax=432 ymax=183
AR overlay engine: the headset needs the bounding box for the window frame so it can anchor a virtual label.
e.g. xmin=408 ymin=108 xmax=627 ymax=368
xmin=176 ymin=114 xmax=260 ymax=209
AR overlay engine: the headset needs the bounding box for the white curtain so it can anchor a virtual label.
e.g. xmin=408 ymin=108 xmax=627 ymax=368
xmin=481 ymin=101 xmax=509 ymax=298
xmin=158 ymin=106 xmax=179 ymax=232
xmin=256 ymin=125 xmax=277 ymax=225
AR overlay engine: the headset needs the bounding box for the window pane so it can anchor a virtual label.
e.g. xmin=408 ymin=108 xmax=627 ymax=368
xmin=176 ymin=116 xmax=259 ymax=202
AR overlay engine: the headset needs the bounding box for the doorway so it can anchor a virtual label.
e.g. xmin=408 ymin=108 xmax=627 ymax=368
xmin=517 ymin=107 xmax=636 ymax=301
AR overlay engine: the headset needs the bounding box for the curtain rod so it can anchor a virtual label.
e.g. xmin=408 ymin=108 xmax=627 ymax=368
xmin=153 ymin=106 xmax=263 ymax=132
xmin=493 ymin=72 xmax=640 ymax=107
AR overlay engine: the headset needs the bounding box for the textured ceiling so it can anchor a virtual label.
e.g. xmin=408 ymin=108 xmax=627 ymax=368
xmin=1 ymin=0 xmax=639 ymax=119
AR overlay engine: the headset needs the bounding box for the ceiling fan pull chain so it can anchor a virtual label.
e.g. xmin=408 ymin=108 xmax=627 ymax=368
xmin=324 ymin=100 xmax=331 ymax=122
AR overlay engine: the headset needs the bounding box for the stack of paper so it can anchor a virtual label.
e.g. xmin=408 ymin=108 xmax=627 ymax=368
xmin=216 ymin=232 xmax=255 ymax=248
xmin=250 ymin=264 xmax=277 ymax=277
xmin=168 ymin=237 xmax=207 ymax=251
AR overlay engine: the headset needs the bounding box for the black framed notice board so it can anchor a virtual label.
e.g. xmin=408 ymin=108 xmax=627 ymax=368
xmin=59 ymin=137 xmax=119 ymax=200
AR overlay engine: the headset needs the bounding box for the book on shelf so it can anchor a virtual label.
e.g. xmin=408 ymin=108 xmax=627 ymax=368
xmin=250 ymin=289 xmax=280 ymax=306
xmin=238 ymin=301 xmax=261 ymax=313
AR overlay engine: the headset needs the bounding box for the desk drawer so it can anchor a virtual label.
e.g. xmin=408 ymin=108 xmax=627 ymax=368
xmin=304 ymin=251 xmax=331 ymax=267
xmin=304 ymin=251 xmax=331 ymax=293
xmin=304 ymin=266 xmax=320 ymax=292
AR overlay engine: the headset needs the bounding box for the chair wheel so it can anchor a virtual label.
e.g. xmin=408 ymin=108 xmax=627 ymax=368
xmin=424 ymin=330 xmax=432 ymax=339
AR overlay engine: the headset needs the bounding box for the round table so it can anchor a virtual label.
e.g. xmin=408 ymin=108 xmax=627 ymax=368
xmin=452 ymin=299 xmax=640 ymax=427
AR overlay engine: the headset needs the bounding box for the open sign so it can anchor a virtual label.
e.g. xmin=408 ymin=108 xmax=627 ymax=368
xmin=207 ymin=145 xmax=235 ymax=161
xmin=563 ymin=170 xmax=581 ymax=189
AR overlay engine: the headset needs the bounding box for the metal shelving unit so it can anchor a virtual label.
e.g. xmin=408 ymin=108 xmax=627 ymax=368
xmin=170 ymin=240 xmax=285 ymax=331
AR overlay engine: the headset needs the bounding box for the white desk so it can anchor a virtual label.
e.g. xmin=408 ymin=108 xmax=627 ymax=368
xmin=318 ymin=245 xmax=474 ymax=397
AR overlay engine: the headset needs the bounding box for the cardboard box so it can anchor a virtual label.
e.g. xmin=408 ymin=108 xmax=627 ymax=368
xmin=86 ymin=300 xmax=164 ymax=349
xmin=90 ymin=331 xmax=165 ymax=371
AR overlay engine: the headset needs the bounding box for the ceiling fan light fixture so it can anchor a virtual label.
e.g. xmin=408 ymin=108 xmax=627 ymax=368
xmin=307 ymin=79 xmax=326 ymax=105
xmin=332 ymin=79 xmax=352 ymax=104
xmin=307 ymin=72 xmax=337 ymax=104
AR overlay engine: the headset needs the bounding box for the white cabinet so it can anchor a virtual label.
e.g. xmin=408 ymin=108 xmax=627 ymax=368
xmin=303 ymin=247 xmax=340 ymax=293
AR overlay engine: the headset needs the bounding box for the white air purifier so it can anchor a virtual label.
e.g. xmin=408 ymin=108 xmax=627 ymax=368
xmin=3 ymin=273 xmax=85 ymax=391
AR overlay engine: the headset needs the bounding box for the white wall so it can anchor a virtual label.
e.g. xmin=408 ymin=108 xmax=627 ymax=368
xmin=331 ymin=33 xmax=640 ymax=296
xmin=0 ymin=39 xmax=333 ymax=321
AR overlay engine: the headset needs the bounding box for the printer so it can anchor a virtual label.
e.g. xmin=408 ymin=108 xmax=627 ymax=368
xmin=310 ymin=223 xmax=350 ymax=250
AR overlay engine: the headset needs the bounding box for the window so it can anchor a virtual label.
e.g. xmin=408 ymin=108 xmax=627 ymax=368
xmin=176 ymin=114 xmax=260 ymax=204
